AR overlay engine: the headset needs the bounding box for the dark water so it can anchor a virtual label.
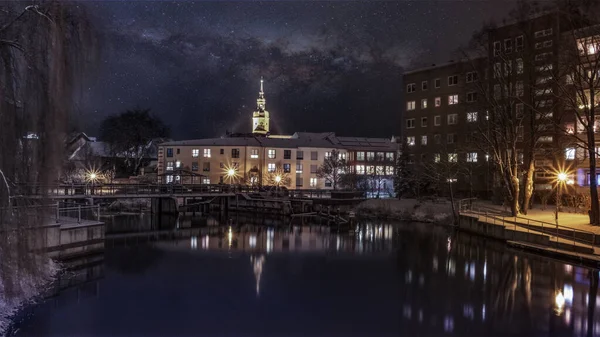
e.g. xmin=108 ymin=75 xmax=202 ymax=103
xmin=9 ymin=213 xmax=600 ymax=337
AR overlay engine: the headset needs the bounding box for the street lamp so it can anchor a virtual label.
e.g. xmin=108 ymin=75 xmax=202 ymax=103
xmin=556 ymin=172 xmax=568 ymax=221
xmin=274 ymin=175 xmax=282 ymax=184
xmin=227 ymin=168 xmax=236 ymax=178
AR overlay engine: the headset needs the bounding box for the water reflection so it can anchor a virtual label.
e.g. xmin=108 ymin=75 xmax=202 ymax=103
xmin=10 ymin=213 xmax=600 ymax=337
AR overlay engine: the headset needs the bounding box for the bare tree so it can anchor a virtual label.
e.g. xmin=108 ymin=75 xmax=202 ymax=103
xmin=316 ymin=149 xmax=348 ymax=190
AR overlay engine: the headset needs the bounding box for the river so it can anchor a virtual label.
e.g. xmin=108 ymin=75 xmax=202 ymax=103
xmin=7 ymin=213 xmax=600 ymax=337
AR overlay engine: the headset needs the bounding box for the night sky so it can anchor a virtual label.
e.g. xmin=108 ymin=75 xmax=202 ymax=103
xmin=77 ymin=1 xmax=517 ymax=140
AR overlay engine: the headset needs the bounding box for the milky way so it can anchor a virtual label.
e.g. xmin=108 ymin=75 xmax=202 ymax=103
xmin=77 ymin=1 xmax=516 ymax=140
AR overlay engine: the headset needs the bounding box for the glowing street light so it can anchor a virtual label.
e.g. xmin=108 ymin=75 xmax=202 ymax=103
xmin=557 ymin=172 xmax=568 ymax=182
xmin=274 ymin=175 xmax=282 ymax=184
xmin=227 ymin=168 xmax=236 ymax=177
xmin=556 ymin=172 xmax=569 ymax=221
xmin=555 ymin=290 xmax=565 ymax=315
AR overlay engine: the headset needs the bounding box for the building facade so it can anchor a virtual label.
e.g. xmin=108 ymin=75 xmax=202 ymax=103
xmin=157 ymin=80 xmax=399 ymax=191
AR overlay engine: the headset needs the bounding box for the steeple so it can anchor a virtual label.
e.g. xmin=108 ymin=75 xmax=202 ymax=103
xmin=252 ymin=77 xmax=270 ymax=135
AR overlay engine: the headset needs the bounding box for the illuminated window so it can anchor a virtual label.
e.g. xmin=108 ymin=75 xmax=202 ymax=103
xmin=434 ymin=78 xmax=441 ymax=88
xmin=422 ymin=81 xmax=428 ymax=90
xmin=366 ymin=165 xmax=375 ymax=174
xmin=435 ymin=97 xmax=441 ymax=107
xmin=407 ymin=137 xmax=415 ymax=146
xmin=175 ymin=161 xmax=181 ymax=168
xmin=310 ymin=178 xmax=318 ymax=187
xmin=267 ymin=163 xmax=276 ymax=172
xmin=434 ymin=115 xmax=441 ymax=126
xmin=578 ymin=36 xmax=600 ymax=55
xmin=191 ymin=162 xmax=198 ymax=171
xmin=407 ymin=83 xmax=416 ymax=93
xmin=325 ymin=151 xmax=332 ymax=159
xmin=448 ymin=75 xmax=458 ymax=86
xmin=467 ymin=152 xmax=478 ymax=163
xmin=367 ymin=152 xmax=375 ymax=160
xmin=421 ymin=117 xmax=428 ymax=127
xmin=386 ymin=166 xmax=394 ymax=175
xmin=448 ymin=114 xmax=458 ymax=125
xmin=202 ymin=177 xmax=210 ymax=184
xmin=166 ymin=148 xmax=173 ymax=157
xmin=166 ymin=161 xmax=174 ymax=171
xmin=166 ymin=175 xmax=173 ymax=183
xmin=338 ymin=152 xmax=347 ymax=160
xmin=434 ymin=153 xmax=440 ymax=163
xmin=421 ymin=135 xmax=427 ymax=145
xmin=357 ymin=152 xmax=365 ymax=161
xmin=406 ymin=118 xmax=415 ymax=129
xmin=386 ymin=152 xmax=394 ymax=161
xmin=448 ymin=95 xmax=458 ymax=105
xmin=407 ymin=101 xmax=416 ymax=110
xmin=565 ymin=148 xmax=575 ymax=160
xmin=192 ymin=149 xmax=199 ymax=157
xmin=356 ymin=165 xmax=365 ymax=174
xmin=202 ymin=162 xmax=210 ymax=172
xmin=296 ymin=163 xmax=303 ymax=173
xmin=283 ymin=163 xmax=291 ymax=173
xmin=250 ymin=149 xmax=259 ymax=159
xmin=448 ymin=153 xmax=458 ymax=163
xmin=268 ymin=149 xmax=276 ymax=159
xmin=539 ymin=135 xmax=553 ymax=142
xmin=467 ymin=112 xmax=478 ymax=122
xmin=421 ymin=99 xmax=428 ymax=109
xmin=203 ymin=149 xmax=211 ymax=158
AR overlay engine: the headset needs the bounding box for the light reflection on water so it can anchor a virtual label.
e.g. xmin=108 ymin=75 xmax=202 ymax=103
xmin=8 ymin=213 xmax=600 ymax=337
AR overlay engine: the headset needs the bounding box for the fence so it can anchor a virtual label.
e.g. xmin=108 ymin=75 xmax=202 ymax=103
xmin=457 ymin=198 xmax=596 ymax=250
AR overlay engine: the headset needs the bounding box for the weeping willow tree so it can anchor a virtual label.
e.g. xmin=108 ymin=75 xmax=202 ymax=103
xmin=0 ymin=1 xmax=96 ymax=307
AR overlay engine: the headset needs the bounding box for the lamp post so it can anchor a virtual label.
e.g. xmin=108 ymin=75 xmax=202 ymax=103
xmin=556 ymin=172 xmax=568 ymax=221
xmin=226 ymin=168 xmax=237 ymax=192
xmin=275 ymin=175 xmax=282 ymax=196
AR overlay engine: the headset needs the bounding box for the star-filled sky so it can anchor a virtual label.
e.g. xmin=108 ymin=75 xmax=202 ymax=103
xmin=78 ymin=1 xmax=517 ymax=140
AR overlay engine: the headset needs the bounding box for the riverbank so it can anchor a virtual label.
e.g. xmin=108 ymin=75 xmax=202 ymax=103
xmin=0 ymin=257 xmax=58 ymax=336
xmin=354 ymin=199 xmax=453 ymax=224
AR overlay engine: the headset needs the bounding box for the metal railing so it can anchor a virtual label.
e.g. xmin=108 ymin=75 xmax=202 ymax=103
xmin=458 ymin=199 xmax=596 ymax=250
xmin=0 ymin=203 xmax=101 ymax=226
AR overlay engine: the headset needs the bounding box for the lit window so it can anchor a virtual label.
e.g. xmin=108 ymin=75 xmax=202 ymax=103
xmin=435 ymin=97 xmax=441 ymax=107
xmin=448 ymin=95 xmax=459 ymax=105
xmin=192 ymin=149 xmax=199 ymax=157
xmin=407 ymin=137 xmax=415 ymax=146
xmin=175 ymin=161 xmax=181 ymax=168
xmin=338 ymin=152 xmax=347 ymax=160
xmin=367 ymin=152 xmax=375 ymax=160
xmin=356 ymin=165 xmax=365 ymax=174
xmin=268 ymin=149 xmax=276 ymax=159
xmin=385 ymin=152 xmax=394 ymax=161
xmin=406 ymin=118 xmax=415 ymax=129
xmin=467 ymin=112 xmax=478 ymax=122
xmin=309 ymin=177 xmax=318 ymax=187
xmin=296 ymin=163 xmax=303 ymax=173
xmin=565 ymin=148 xmax=575 ymax=160
xmin=467 ymin=152 xmax=478 ymax=163
xmin=421 ymin=99 xmax=428 ymax=109
xmin=166 ymin=161 xmax=174 ymax=171
xmin=407 ymin=101 xmax=416 ymax=110
xmin=578 ymin=36 xmax=600 ymax=55
xmin=366 ymin=165 xmax=375 ymax=174
xmin=283 ymin=163 xmax=291 ymax=173
xmin=202 ymin=177 xmax=210 ymax=184
xmin=357 ymin=152 xmax=365 ymax=161
xmin=250 ymin=149 xmax=259 ymax=159
xmin=267 ymin=163 xmax=276 ymax=172
xmin=421 ymin=135 xmax=427 ymax=145
xmin=407 ymin=83 xmax=416 ymax=93
xmin=434 ymin=153 xmax=440 ymax=163
xmin=166 ymin=175 xmax=173 ymax=183
xmin=539 ymin=135 xmax=553 ymax=142
xmin=203 ymin=149 xmax=211 ymax=158
xmin=448 ymin=153 xmax=458 ymax=163
xmin=448 ymin=114 xmax=458 ymax=125
xmin=386 ymin=166 xmax=394 ymax=175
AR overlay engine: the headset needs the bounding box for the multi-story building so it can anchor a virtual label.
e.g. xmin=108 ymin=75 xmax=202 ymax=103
xmin=157 ymin=80 xmax=399 ymax=191
xmin=402 ymin=9 xmax=600 ymax=197
xmin=402 ymin=58 xmax=488 ymax=196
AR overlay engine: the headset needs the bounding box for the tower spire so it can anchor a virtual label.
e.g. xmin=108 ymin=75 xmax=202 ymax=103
xmin=252 ymin=76 xmax=270 ymax=135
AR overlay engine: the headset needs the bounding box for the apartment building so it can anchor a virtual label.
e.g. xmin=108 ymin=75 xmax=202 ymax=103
xmin=402 ymin=58 xmax=489 ymax=195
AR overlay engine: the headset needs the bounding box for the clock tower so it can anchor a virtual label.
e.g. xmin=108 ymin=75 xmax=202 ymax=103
xmin=252 ymin=77 xmax=270 ymax=135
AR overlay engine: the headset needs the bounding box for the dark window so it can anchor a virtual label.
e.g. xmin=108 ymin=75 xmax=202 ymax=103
xmin=283 ymin=163 xmax=291 ymax=173
xmin=325 ymin=180 xmax=332 ymax=187
xmin=310 ymin=164 xmax=318 ymax=173
xmin=203 ymin=162 xmax=210 ymax=172
xmin=220 ymin=149 xmax=224 ymax=155
xmin=219 ymin=176 xmax=224 ymax=184
xmin=296 ymin=151 xmax=304 ymax=160
xmin=176 ymin=148 xmax=180 ymax=154
xmin=296 ymin=177 xmax=303 ymax=187
xmin=232 ymin=149 xmax=240 ymax=158
xmin=220 ymin=162 xmax=224 ymax=168
xmin=191 ymin=162 xmax=198 ymax=171
xmin=434 ymin=78 xmax=441 ymax=88
xmin=311 ymin=151 xmax=318 ymax=160
xmin=284 ymin=150 xmax=291 ymax=159
xmin=167 ymin=148 xmax=173 ymax=157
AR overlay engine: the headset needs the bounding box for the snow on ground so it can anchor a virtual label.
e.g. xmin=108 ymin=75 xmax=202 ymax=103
xmin=355 ymin=198 xmax=453 ymax=223
xmin=0 ymin=257 xmax=59 ymax=336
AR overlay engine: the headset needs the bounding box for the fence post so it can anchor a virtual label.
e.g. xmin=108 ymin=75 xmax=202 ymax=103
xmin=78 ymin=205 xmax=81 ymax=224
xmin=56 ymin=202 xmax=59 ymax=223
